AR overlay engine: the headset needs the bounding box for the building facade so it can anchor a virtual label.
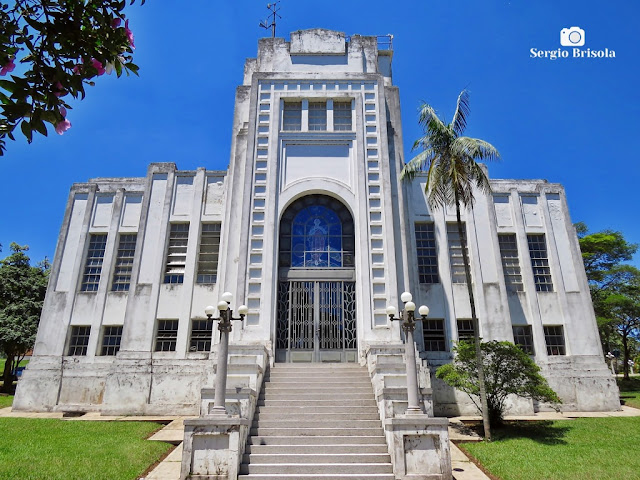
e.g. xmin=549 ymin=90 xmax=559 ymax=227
xmin=14 ymin=29 xmax=619 ymax=415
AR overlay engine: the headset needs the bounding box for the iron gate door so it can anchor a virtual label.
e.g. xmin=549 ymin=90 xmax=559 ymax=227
xmin=276 ymin=281 xmax=356 ymax=362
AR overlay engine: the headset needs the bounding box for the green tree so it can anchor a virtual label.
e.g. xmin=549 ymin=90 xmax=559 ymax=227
xmin=0 ymin=0 xmax=144 ymax=156
xmin=577 ymin=224 xmax=640 ymax=379
xmin=0 ymin=243 xmax=49 ymax=393
xmin=401 ymin=90 xmax=500 ymax=440
xmin=436 ymin=340 xmax=561 ymax=425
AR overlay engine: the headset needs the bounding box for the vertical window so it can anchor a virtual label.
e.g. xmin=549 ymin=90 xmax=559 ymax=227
xmin=527 ymin=234 xmax=553 ymax=291
xmin=543 ymin=326 xmax=565 ymax=355
xmin=81 ymin=234 xmax=107 ymax=291
xmin=333 ymin=101 xmax=352 ymax=131
xmin=68 ymin=326 xmax=91 ymax=356
xmin=155 ymin=320 xmax=178 ymax=352
xmin=112 ymin=234 xmax=137 ymax=291
xmin=447 ymin=223 xmax=469 ymax=284
xmin=197 ymin=224 xmax=221 ymax=284
xmin=308 ymin=101 xmax=327 ymax=130
xmin=189 ymin=318 xmax=214 ymax=352
xmin=415 ymin=223 xmax=438 ymax=284
xmin=283 ymin=101 xmax=302 ymax=131
xmin=423 ymin=319 xmax=447 ymax=352
xmin=498 ymin=234 xmax=524 ymax=292
xmin=101 ymin=326 xmax=123 ymax=356
xmin=164 ymin=224 xmax=189 ymax=284
xmin=456 ymin=319 xmax=475 ymax=341
xmin=512 ymin=325 xmax=534 ymax=355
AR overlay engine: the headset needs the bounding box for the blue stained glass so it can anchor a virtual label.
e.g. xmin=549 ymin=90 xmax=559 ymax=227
xmin=286 ymin=205 xmax=344 ymax=268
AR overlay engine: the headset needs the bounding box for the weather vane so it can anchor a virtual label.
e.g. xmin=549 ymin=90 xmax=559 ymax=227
xmin=259 ymin=2 xmax=281 ymax=38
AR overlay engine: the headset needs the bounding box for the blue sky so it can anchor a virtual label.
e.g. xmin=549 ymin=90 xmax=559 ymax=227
xmin=1 ymin=0 xmax=639 ymax=267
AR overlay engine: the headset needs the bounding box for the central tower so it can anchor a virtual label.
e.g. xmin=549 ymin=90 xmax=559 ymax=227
xmin=220 ymin=29 xmax=407 ymax=360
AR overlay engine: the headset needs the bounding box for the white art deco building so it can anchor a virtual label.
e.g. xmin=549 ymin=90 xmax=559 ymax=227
xmin=15 ymin=29 xmax=619 ymax=417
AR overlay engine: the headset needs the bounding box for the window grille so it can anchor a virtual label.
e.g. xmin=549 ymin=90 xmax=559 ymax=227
xmin=164 ymin=224 xmax=189 ymax=284
xmin=308 ymin=101 xmax=327 ymax=130
xmin=456 ymin=319 xmax=475 ymax=341
xmin=447 ymin=223 xmax=469 ymax=284
xmin=423 ymin=319 xmax=447 ymax=352
xmin=197 ymin=224 xmax=221 ymax=284
xmin=81 ymin=234 xmax=107 ymax=291
xmin=543 ymin=325 xmax=565 ymax=355
xmin=527 ymin=234 xmax=553 ymax=291
xmin=101 ymin=326 xmax=123 ymax=356
xmin=415 ymin=223 xmax=438 ymax=284
xmin=155 ymin=319 xmax=178 ymax=352
xmin=498 ymin=234 xmax=524 ymax=292
xmin=189 ymin=319 xmax=214 ymax=352
xmin=112 ymin=234 xmax=137 ymax=291
xmin=513 ymin=325 xmax=535 ymax=355
xmin=283 ymin=101 xmax=302 ymax=131
xmin=68 ymin=326 xmax=91 ymax=356
xmin=333 ymin=101 xmax=352 ymax=131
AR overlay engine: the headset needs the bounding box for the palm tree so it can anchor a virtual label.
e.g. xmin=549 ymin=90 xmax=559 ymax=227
xmin=401 ymin=90 xmax=500 ymax=441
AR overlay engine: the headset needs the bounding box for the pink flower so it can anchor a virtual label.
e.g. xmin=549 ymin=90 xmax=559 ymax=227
xmin=91 ymin=58 xmax=105 ymax=76
xmin=55 ymin=119 xmax=72 ymax=135
xmin=112 ymin=18 xmax=121 ymax=28
xmin=125 ymin=19 xmax=135 ymax=49
xmin=59 ymin=107 xmax=67 ymax=118
xmin=73 ymin=64 xmax=81 ymax=74
xmin=0 ymin=57 xmax=16 ymax=76
xmin=53 ymin=81 xmax=64 ymax=97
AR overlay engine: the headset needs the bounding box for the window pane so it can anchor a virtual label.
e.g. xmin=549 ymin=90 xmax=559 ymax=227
xmin=456 ymin=319 xmax=475 ymax=341
xmin=498 ymin=234 xmax=524 ymax=292
xmin=283 ymin=101 xmax=302 ymax=131
xmin=527 ymin=234 xmax=553 ymax=292
xmin=308 ymin=101 xmax=327 ymax=131
xmin=190 ymin=319 xmax=213 ymax=352
xmin=164 ymin=224 xmax=189 ymax=284
xmin=447 ymin=223 xmax=469 ymax=284
xmin=112 ymin=234 xmax=137 ymax=291
xmin=81 ymin=234 xmax=107 ymax=291
xmin=543 ymin=325 xmax=565 ymax=355
xmin=101 ymin=326 xmax=123 ymax=355
xmin=68 ymin=326 xmax=91 ymax=356
xmin=155 ymin=320 xmax=178 ymax=352
xmin=415 ymin=223 xmax=438 ymax=284
xmin=423 ymin=319 xmax=447 ymax=352
xmin=197 ymin=223 xmax=221 ymax=284
xmin=333 ymin=101 xmax=352 ymax=131
xmin=512 ymin=325 xmax=534 ymax=354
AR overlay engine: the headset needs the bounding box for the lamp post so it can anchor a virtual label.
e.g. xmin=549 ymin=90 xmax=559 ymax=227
xmin=205 ymin=291 xmax=248 ymax=416
xmin=386 ymin=291 xmax=430 ymax=415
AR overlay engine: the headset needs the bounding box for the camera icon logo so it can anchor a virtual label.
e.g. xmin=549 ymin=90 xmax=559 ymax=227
xmin=560 ymin=27 xmax=585 ymax=47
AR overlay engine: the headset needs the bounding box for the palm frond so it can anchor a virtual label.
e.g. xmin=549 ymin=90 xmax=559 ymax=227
xmin=417 ymin=102 xmax=450 ymax=142
xmin=451 ymin=90 xmax=470 ymax=136
xmin=453 ymin=137 xmax=501 ymax=162
xmin=401 ymin=148 xmax=435 ymax=181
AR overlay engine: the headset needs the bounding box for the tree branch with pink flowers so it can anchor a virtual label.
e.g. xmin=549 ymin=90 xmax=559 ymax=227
xmin=0 ymin=0 xmax=144 ymax=156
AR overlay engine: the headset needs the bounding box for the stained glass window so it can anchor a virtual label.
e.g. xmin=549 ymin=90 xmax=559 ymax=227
xmin=279 ymin=196 xmax=354 ymax=269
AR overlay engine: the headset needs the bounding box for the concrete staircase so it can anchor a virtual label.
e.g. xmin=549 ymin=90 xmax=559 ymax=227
xmin=238 ymin=363 xmax=394 ymax=479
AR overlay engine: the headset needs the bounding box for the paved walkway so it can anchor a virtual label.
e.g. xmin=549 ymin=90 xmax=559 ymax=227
xmin=1 ymin=405 xmax=639 ymax=480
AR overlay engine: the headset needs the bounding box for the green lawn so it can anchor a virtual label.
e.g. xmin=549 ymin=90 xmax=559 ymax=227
xmin=0 ymin=418 xmax=171 ymax=480
xmin=618 ymin=377 xmax=640 ymax=409
xmin=0 ymin=394 xmax=13 ymax=408
xmin=459 ymin=417 xmax=640 ymax=480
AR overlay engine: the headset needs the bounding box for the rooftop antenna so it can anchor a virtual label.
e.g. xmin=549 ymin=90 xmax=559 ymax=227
xmin=259 ymin=2 xmax=281 ymax=38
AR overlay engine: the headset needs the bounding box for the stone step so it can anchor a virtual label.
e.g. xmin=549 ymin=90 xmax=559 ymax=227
xmin=246 ymin=444 xmax=389 ymax=454
xmin=262 ymin=386 xmax=374 ymax=393
xmin=264 ymin=376 xmax=372 ymax=383
xmin=252 ymin=419 xmax=383 ymax=429
xmin=242 ymin=453 xmax=391 ymax=464
xmin=247 ymin=435 xmax=387 ymax=446
xmin=239 ymin=463 xmax=393 ymax=474
xmin=250 ymin=427 xmax=384 ymax=436
xmin=256 ymin=405 xmax=380 ymax=414
xmin=238 ymin=474 xmax=395 ymax=479
xmin=254 ymin=412 xmax=381 ymax=421
xmin=258 ymin=399 xmax=377 ymax=407
xmin=259 ymin=392 xmax=375 ymax=400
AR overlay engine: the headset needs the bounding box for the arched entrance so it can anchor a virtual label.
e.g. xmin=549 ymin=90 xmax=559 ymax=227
xmin=275 ymin=195 xmax=357 ymax=362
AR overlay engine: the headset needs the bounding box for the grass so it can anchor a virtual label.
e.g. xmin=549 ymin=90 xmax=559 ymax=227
xmin=459 ymin=417 xmax=640 ymax=480
xmin=0 ymin=418 xmax=171 ymax=480
xmin=0 ymin=394 xmax=13 ymax=408
xmin=618 ymin=376 xmax=640 ymax=409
